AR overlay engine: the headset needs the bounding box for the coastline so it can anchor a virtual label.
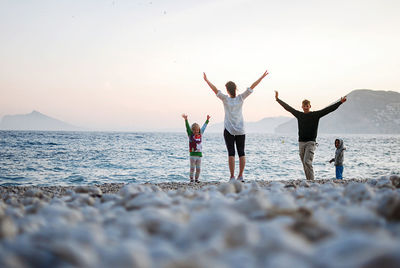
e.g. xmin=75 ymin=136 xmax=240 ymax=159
xmin=0 ymin=178 xmax=373 ymax=197
xmin=1 ymin=176 xmax=399 ymax=267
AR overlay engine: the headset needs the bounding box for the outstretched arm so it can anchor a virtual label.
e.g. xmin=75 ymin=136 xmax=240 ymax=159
xmin=250 ymin=70 xmax=269 ymax=89
xmin=316 ymin=96 xmax=346 ymax=118
xmin=201 ymin=115 xmax=211 ymax=134
xmin=275 ymin=91 xmax=301 ymax=117
xmin=203 ymin=73 xmax=218 ymax=94
xmin=182 ymin=114 xmax=192 ymax=136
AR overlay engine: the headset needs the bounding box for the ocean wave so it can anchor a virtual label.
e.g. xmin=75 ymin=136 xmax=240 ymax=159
xmin=0 ymin=131 xmax=398 ymax=186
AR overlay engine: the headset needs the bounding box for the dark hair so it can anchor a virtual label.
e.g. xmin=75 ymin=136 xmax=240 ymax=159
xmin=302 ymin=99 xmax=310 ymax=106
xmin=225 ymin=81 xmax=237 ymax=97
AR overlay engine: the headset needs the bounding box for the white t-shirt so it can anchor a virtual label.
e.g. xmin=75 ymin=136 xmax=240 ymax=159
xmin=216 ymin=88 xmax=253 ymax=135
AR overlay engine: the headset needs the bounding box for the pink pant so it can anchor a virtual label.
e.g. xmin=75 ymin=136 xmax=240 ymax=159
xmin=190 ymin=156 xmax=201 ymax=180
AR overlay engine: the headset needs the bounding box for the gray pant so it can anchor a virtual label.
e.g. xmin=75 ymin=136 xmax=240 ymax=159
xmin=299 ymin=141 xmax=316 ymax=180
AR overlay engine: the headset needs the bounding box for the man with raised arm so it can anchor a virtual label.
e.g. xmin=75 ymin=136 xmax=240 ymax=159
xmin=275 ymin=91 xmax=347 ymax=180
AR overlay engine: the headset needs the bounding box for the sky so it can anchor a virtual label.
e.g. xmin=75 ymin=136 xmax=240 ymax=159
xmin=1 ymin=0 xmax=400 ymax=131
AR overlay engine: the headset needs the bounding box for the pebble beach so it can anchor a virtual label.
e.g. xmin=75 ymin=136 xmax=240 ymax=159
xmin=1 ymin=176 xmax=400 ymax=268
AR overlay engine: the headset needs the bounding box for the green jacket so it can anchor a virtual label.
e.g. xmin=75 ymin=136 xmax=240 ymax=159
xmin=185 ymin=119 xmax=209 ymax=157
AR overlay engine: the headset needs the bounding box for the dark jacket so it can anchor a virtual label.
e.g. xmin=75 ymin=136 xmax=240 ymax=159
xmin=276 ymin=98 xmax=342 ymax=142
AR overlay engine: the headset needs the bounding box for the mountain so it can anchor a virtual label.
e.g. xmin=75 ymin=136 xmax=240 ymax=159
xmin=275 ymin=89 xmax=400 ymax=134
xmin=0 ymin=111 xmax=81 ymax=131
xmin=207 ymin=116 xmax=291 ymax=133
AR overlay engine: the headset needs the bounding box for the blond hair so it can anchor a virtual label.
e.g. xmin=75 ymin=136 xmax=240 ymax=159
xmin=191 ymin=123 xmax=200 ymax=132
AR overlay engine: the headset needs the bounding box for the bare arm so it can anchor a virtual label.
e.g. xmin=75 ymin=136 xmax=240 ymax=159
xmin=250 ymin=70 xmax=269 ymax=89
xmin=203 ymin=72 xmax=218 ymax=94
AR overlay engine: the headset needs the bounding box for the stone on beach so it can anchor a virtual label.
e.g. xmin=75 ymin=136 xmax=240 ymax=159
xmin=0 ymin=177 xmax=400 ymax=268
xmin=74 ymin=186 xmax=103 ymax=197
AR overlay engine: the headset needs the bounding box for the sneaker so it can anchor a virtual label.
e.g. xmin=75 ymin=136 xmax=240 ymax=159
xmin=229 ymin=177 xmax=236 ymax=182
xmin=237 ymin=177 xmax=244 ymax=182
xmin=190 ymin=178 xmax=194 ymax=183
xmin=195 ymin=179 xmax=200 ymax=183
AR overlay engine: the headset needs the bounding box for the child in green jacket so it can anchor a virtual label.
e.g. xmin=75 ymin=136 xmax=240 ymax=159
xmin=182 ymin=114 xmax=210 ymax=183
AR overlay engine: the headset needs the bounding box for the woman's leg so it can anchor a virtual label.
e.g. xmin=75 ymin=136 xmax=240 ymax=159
xmin=236 ymin=134 xmax=246 ymax=179
xmin=224 ymin=129 xmax=236 ymax=179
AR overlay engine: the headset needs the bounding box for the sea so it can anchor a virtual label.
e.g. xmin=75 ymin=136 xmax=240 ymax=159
xmin=0 ymin=131 xmax=399 ymax=186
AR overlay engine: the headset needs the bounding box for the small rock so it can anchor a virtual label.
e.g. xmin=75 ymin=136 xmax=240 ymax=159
xmin=6 ymin=196 xmax=20 ymax=207
xmin=102 ymin=242 xmax=152 ymax=268
xmin=390 ymin=175 xmax=400 ymax=188
xmin=269 ymin=181 xmax=285 ymax=192
xmin=24 ymin=189 xmax=45 ymax=199
xmin=376 ymin=177 xmax=394 ymax=189
xmin=69 ymin=194 xmax=95 ymax=206
xmin=218 ymin=183 xmax=236 ymax=195
xmin=50 ymin=241 xmax=97 ymax=267
xmin=101 ymin=194 xmax=121 ymax=203
xmin=119 ymin=185 xmax=145 ymax=200
xmin=314 ymin=233 xmax=396 ymax=268
xmin=25 ymin=201 xmax=45 ymax=214
xmin=223 ymin=222 xmax=259 ymax=248
xmin=164 ymin=255 xmax=226 ymax=268
xmin=232 ymin=180 xmax=243 ymax=193
xmin=339 ymin=206 xmax=385 ymax=230
xmin=290 ymin=218 xmax=333 ymax=242
xmin=376 ymin=192 xmax=400 ymax=221
xmin=22 ymin=197 xmax=41 ymax=206
xmin=125 ymin=193 xmax=170 ymax=210
xmin=233 ymin=193 xmax=271 ymax=218
xmin=250 ymin=181 xmax=260 ymax=192
xmin=74 ymin=186 xmax=102 ymax=197
xmin=284 ymin=183 xmax=297 ymax=189
xmin=0 ymin=216 xmax=18 ymax=239
xmin=361 ymin=249 xmax=400 ymax=268
xmin=0 ymin=252 xmax=25 ymax=268
xmin=344 ymin=183 xmax=374 ymax=202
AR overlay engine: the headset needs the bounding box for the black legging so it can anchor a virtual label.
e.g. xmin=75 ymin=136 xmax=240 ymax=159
xmin=223 ymin=129 xmax=245 ymax=157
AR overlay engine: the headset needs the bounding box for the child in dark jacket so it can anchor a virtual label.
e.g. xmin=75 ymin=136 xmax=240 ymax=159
xmin=329 ymin=139 xmax=346 ymax=179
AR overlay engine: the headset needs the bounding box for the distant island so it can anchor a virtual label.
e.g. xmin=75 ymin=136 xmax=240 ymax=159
xmin=0 ymin=111 xmax=81 ymax=131
xmin=275 ymin=89 xmax=400 ymax=134
xmin=1 ymin=90 xmax=399 ymax=133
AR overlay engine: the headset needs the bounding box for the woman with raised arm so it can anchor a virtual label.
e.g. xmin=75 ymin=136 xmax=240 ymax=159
xmin=203 ymin=70 xmax=269 ymax=182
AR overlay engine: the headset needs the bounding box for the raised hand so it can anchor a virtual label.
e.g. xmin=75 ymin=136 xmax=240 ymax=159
xmin=181 ymin=114 xmax=188 ymax=120
xmin=341 ymin=96 xmax=347 ymax=103
xmin=250 ymin=69 xmax=269 ymax=89
xmin=275 ymin=90 xmax=279 ymax=100
xmin=261 ymin=69 xmax=269 ymax=79
xmin=207 ymin=115 xmax=211 ymax=121
xmin=203 ymin=72 xmax=218 ymax=94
